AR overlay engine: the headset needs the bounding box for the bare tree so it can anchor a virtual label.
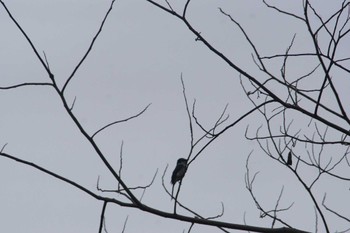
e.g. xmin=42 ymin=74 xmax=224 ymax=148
xmin=0 ymin=0 xmax=349 ymax=233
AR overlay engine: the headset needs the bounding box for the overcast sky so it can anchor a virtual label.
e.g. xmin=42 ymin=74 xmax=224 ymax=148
xmin=0 ymin=1 xmax=349 ymax=232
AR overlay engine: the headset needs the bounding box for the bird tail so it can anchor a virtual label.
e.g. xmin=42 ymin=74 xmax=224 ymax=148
xmin=171 ymin=185 xmax=174 ymax=200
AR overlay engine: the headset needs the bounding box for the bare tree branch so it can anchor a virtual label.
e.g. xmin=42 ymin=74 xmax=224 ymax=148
xmin=0 ymin=1 xmax=53 ymax=79
xmin=322 ymin=194 xmax=350 ymax=223
xmin=92 ymin=104 xmax=151 ymax=138
xmin=0 ymin=82 xmax=53 ymax=90
xmin=61 ymin=0 xmax=116 ymax=94
xmin=98 ymin=201 xmax=108 ymax=233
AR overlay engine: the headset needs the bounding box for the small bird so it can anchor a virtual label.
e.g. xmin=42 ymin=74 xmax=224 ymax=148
xmin=171 ymin=158 xmax=187 ymax=198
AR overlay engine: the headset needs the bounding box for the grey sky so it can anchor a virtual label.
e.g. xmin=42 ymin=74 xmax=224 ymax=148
xmin=0 ymin=1 xmax=349 ymax=232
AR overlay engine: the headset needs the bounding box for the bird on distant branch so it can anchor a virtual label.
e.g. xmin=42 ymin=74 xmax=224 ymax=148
xmin=171 ymin=158 xmax=187 ymax=199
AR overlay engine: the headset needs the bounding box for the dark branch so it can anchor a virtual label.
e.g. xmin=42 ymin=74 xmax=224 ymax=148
xmin=91 ymin=104 xmax=151 ymax=138
xmin=61 ymin=0 xmax=116 ymax=94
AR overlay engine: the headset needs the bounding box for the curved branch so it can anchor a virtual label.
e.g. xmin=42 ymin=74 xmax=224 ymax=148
xmin=91 ymin=103 xmax=151 ymax=138
xmin=0 ymin=82 xmax=53 ymax=90
xmin=0 ymin=152 xmax=132 ymax=207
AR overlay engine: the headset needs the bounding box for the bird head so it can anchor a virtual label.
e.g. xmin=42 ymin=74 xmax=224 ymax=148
xmin=177 ymin=158 xmax=187 ymax=165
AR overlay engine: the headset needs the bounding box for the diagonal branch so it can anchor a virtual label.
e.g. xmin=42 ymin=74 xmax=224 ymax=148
xmin=0 ymin=142 xmax=310 ymax=233
xmin=0 ymin=1 xmax=53 ymax=80
xmin=91 ymin=103 xmax=151 ymax=138
xmin=98 ymin=201 xmax=108 ymax=233
xmin=0 ymin=151 xmax=132 ymax=207
xmin=147 ymin=0 xmax=350 ymax=138
xmin=61 ymin=0 xmax=116 ymax=94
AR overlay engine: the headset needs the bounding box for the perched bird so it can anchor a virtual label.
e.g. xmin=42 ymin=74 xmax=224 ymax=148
xmin=171 ymin=158 xmax=187 ymax=198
